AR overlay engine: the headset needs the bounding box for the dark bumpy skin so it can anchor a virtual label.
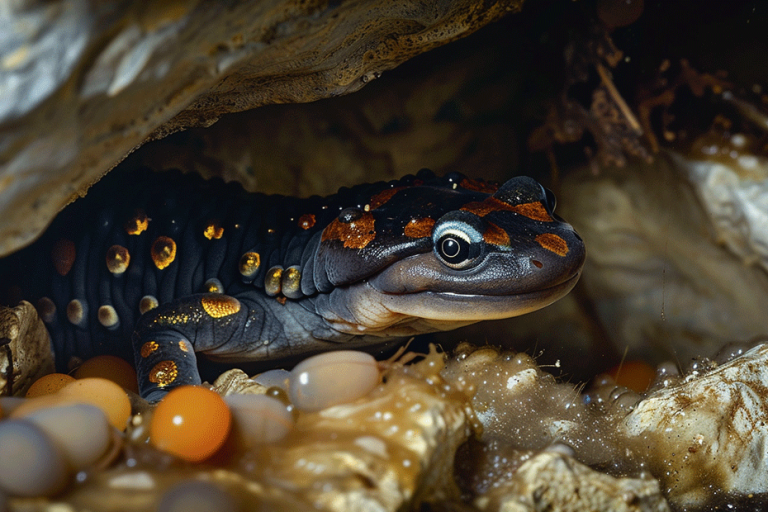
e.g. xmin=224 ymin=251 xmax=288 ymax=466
xmin=0 ymin=168 xmax=585 ymax=400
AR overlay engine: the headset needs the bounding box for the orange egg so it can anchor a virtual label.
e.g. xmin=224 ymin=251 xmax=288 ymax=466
xmin=608 ymin=360 xmax=656 ymax=393
xmin=56 ymin=378 xmax=131 ymax=430
xmin=26 ymin=373 xmax=76 ymax=398
xmin=150 ymin=386 xmax=231 ymax=463
xmin=74 ymin=355 xmax=139 ymax=393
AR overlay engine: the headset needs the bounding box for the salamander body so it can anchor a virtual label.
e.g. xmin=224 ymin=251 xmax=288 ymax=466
xmin=1 ymin=168 xmax=585 ymax=400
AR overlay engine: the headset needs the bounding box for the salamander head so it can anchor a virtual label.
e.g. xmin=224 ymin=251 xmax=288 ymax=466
xmin=308 ymin=171 xmax=586 ymax=337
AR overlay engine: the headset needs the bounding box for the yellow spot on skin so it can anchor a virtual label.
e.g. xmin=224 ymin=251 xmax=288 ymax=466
xmin=265 ymin=267 xmax=283 ymax=296
xmin=203 ymin=278 xmax=223 ymax=294
xmin=66 ymin=299 xmax=84 ymax=325
xmin=51 ymin=239 xmax=76 ymax=276
xmin=141 ymin=341 xmax=159 ymax=358
xmin=298 ymin=214 xmax=316 ymax=230
xmin=97 ymin=305 xmax=119 ymax=327
xmin=404 ymin=217 xmax=435 ymax=238
xmin=36 ymin=297 xmax=56 ymax=323
xmin=281 ymin=266 xmax=302 ymax=298
xmin=322 ymin=212 xmax=376 ymax=249
xmin=276 ymin=296 xmax=287 ymax=305
xmin=149 ymin=360 xmax=178 ymax=387
xmin=461 ymin=197 xmax=553 ymax=222
xmin=203 ymin=220 xmax=224 ymax=240
xmin=151 ymin=236 xmax=176 ymax=269
xmin=106 ymin=245 xmax=131 ymax=274
xmin=125 ymin=209 xmax=149 ymax=235
xmin=139 ymin=295 xmax=159 ymax=315
xmin=179 ymin=340 xmax=191 ymax=352
xmin=200 ymin=296 xmax=241 ymax=318
xmin=239 ymin=252 xmax=261 ymax=277
xmin=535 ymin=233 xmax=569 ymax=256
xmin=483 ymin=222 xmax=510 ymax=247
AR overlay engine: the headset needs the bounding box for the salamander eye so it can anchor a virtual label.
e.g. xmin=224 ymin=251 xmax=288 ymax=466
xmin=437 ymin=232 xmax=471 ymax=266
xmin=432 ymin=212 xmax=485 ymax=269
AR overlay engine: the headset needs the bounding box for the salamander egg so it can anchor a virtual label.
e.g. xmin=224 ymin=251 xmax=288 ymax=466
xmin=24 ymin=404 xmax=112 ymax=470
xmin=57 ymin=377 xmax=131 ymax=430
xmin=0 ymin=420 xmax=69 ymax=497
xmin=74 ymin=355 xmax=139 ymax=393
xmin=26 ymin=373 xmax=76 ymax=397
xmin=288 ymin=350 xmax=380 ymax=412
xmin=224 ymin=394 xmax=294 ymax=447
xmin=150 ymin=386 xmax=231 ymax=462
xmin=157 ymin=481 xmax=238 ymax=512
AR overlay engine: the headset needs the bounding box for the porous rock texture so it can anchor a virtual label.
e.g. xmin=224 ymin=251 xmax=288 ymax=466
xmin=0 ymin=0 xmax=522 ymax=257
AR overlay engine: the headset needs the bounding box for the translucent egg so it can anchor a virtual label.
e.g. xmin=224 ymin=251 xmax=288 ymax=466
xmin=24 ymin=404 xmax=112 ymax=470
xmin=150 ymin=386 xmax=231 ymax=462
xmin=289 ymin=350 xmax=380 ymax=412
xmin=224 ymin=394 xmax=294 ymax=447
xmin=25 ymin=373 xmax=76 ymax=398
xmin=157 ymin=480 xmax=238 ymax=512
xmin=56 ymin=377 xmax=131 ymax=430
xmin=608 ymin=360 xmax=656 ymax=393
xmin=0 ymin=419 xmax=69 ymax=497
xmin=74 ymin=355 xmax=139 ymax=393
xmin=252 ymin=369 xmax=290 ymax=391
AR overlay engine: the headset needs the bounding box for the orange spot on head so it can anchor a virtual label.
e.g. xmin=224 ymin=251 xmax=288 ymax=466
xmin=369 ymin=187 xmax=404 ymax=210
xmin=322 ymin=212 xmax=376 ymax=249
xmin=404 ymin=217 xmax=435 ymax=238
xmin=483 ymin=222 xmax=510 ymax=247
xmin=149 ymin=360 xmax=178 ymax=387
xmin=51 ymin=238 xmax=76 ymax=276
xmin=203 ymin=220 xmax=224 ymax=240
xmin=179 ymin=340 xmax=191 ymax=352
xmin=535 ymin=233 xmax=568 ymax=256
xmin=106 ymin=245 xmax=130 ymax=274
xmin=459 ymin=177 xmax=500 ymax=194
xmin=298 ymin=214 xmax=316 ymax=230
xmin=151 ymin=236 xmax=177 ymax=269
xmin=141 ymin=341 xmax=159 ymax=358
xmin=461 ymin=197 xmax=553 ymax=222
xmin=125 ymin=209 xmax=149 ymax=235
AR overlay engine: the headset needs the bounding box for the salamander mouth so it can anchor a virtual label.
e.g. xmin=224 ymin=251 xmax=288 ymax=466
xmin=372 ymin=270 xmax=582 ymax=322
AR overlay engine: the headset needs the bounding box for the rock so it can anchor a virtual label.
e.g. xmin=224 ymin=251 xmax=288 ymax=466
xmin=0 ymin=0 xmax=522 ymax=257
xmin=0 ymin=301 xmax=54 ymax=397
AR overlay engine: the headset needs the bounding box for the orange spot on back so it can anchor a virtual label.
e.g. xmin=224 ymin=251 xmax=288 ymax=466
xmin=459 ymin=177 xmax=500 ymax=194
xmin=151 ymin=236 xmax=177 ymax=269
xmin=298 ymin=214 xmax=316 ymax=230
xmin=125 ymin=209 xmax=149 ymax=235
xmin=203 ymin=220 xmax=224 ymax=240
xmin=483 ymin=222 xmax=510 ymax=247
xmin=51 ymin=238 xmax=76 ymax=276
xmin=535 ymin=233 xmax=568 ymax=256
xmin=322 ymin=212 xmax=376 ymax=249
xmin=369 ymin=187 xmax=404 ymax=210
xmin=404 ymin=217 xmax=435 ymax=238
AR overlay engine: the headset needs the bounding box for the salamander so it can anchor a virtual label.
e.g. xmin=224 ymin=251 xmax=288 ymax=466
xmin=0 ymin=168 xmax=585 ymax=401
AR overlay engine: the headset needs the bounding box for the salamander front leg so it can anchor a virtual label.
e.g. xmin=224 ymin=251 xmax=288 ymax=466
xmin=132 ymin=293 xmax=249 ymax=401
xmin=133 ymin=331 xmax=200 ymax=402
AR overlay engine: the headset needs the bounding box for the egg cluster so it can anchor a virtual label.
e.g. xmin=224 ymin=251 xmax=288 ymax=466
xmin=0 ymin=350 xmax=382 ymax=502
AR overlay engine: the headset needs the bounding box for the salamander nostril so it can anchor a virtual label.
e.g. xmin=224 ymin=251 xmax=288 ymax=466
xmin=531 ymin=259 xmax=544 ymax=269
